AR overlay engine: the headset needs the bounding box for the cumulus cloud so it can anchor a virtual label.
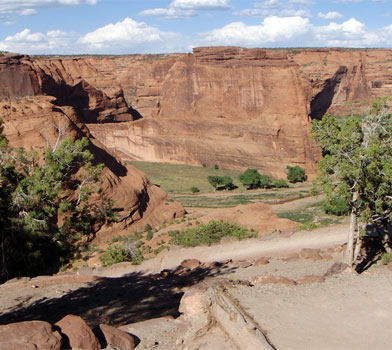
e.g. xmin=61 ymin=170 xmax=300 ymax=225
xmin=78 ymin=17 xmax=181 ymax=53
xmin=318 ymin=11 xmax=343 ymax=20
xmin=139 ymin=8 xmax=197 ymax=19
xmin=170 ymin=0 xmax=232 ymax=10
xmin=234 ymin=0 xmax=311 ymax=17
xmin=0 ymin=0 xmax=97 ymax=18
xmin=140 ymin=0 xmax=231 ymax=19
xmin=0 ymin=28 xmax=76 ymax=53
xmin=200 ymin=16 xmax=311 ymax=46
xmin=197 ymin=16 xmax=392 ymax=48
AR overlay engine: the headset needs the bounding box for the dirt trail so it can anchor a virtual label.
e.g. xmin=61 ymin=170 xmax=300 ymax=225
xmin=98 ymin=224 xmax=348 ymax=278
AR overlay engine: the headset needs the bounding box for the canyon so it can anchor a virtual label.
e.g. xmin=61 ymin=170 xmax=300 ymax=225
xmin=1 ymin=47 xmax=392 ymax=230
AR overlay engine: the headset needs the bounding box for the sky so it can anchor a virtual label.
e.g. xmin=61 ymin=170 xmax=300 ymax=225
xmin=0 ymin=0 xmax=392 ymax=55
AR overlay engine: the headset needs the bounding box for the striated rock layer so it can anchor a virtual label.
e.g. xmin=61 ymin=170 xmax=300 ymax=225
xmin=83 ymin=47 xmax=392 ymax=178
xmin=0 ymin=53 xmax=184 ymax=235
xmin=2 ymin=47 xmax=392 ymax=179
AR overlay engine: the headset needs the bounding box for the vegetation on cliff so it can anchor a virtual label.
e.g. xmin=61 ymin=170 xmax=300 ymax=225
xmin=312 ymin=98 xmax=392 ymax=269
xmin=0 ymin=119 xmax=115 ymax=281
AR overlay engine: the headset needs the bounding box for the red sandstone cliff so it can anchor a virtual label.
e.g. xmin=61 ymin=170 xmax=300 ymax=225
xmin=2 ymin=47 xmax=392 ymax=179
xmin=0 ymin=53 xmax=184 ymax=235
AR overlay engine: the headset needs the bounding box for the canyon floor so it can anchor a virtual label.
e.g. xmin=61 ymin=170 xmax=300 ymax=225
xmin=1 ymin=220 xmax=392 ymax=350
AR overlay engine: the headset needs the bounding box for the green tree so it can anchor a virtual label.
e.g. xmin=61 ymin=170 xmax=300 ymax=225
xmin=259 ymin=174 xmax=273 ymax=189
xmin=208 ymin=175 xmax=221 ymax=192
xmin=207 ymin=175 xmax=234 ymax=191
xmin=287 ymin=165 xmax=307 ymax=183
xmin=239 ymin=169 xmax=262 ymax=189
xmin=0 ymin=120 xmax=113 ymax=281
xmin=312 ymin=98 xmax=392 ymax=268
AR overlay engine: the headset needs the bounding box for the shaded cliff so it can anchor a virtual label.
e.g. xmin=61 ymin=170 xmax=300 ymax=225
xmin=2 ymin=47 xmax=392 ymax=179
xmin=0 ymin=53 xmax=185 ymax=235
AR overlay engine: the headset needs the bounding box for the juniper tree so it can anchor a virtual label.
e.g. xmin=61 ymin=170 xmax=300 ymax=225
xmin=312 ymin=98 xmax=392 ymax=268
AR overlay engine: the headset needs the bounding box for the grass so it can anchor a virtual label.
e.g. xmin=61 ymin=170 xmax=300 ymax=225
xmin=278 ymin=200 xmax=345 ymax=230
xmin=127 ymin=160 xmax=245 ymax=193
xmin=173 ymin=191 xmax=308 ymax=208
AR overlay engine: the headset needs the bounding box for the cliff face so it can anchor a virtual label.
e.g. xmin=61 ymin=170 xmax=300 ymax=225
xmin=0 ymin=54 xmax=184 ymax=234
xmin=2 ymin=47 xmax=392 ymax=179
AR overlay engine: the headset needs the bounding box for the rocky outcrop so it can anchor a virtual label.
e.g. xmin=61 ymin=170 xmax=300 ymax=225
xmin=0 ymin=54 xmax=184 ymax=238
xmin=2 ymin=48 xmax=392 ymax=179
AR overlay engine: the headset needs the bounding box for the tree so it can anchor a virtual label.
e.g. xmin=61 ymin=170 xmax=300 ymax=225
xmin=239 ymin=169 xmax=262 ymax=189
xmin=0 ymin=119 xmax=114 ymax=281
xmin=208 ymin=175 xmax=234 ymax=191
xmin=208 ymin=175 xmax=221 ymax=192
xmin=259 ymin=174 xmax=273 ymax=189
xmin=312 ymin=98 xmax=392 ymax=269
xmin=287 ymin=165 xmax=307 ymax=183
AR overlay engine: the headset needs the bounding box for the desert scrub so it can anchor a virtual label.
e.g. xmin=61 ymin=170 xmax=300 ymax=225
xmin=168 ymin=220 xmax=257 ymax=247
xmin=381 ymin=252 xmax=392 ymax=265
xmin=100 ymin=241 xmax=143 ymax=266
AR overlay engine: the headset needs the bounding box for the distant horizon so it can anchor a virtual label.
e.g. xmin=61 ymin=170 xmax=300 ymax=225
xmin=1 ymin=1 xmax=392 ymax=55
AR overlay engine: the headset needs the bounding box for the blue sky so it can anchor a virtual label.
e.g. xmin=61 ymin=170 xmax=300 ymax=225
xmin=0 ymin=0 xmax=391 ymax=54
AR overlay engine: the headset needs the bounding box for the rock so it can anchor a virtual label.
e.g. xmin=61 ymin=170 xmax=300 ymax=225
xmin=233 ymin=260 xmax=253 ymax=268
xmin=297 ymin=275 xmax=326 ymax=285
xmin=324 ymin=262 xmax=350 ymax=277
xmin=300 ymin=248 xmax=322 ymax=260
xmin=0 ymin=321 xmax=62 ymax=350
xmin=55 ymin=314 xmax=101 ymax=350
xmin=181 ymin=259 xmax=201 ymax=269
xmin=322 ymin=253 xmax=333 ymax=261
xmin=99 ymin=324 xmax=136 ymax=350
xmin=254 ymin=257 xmax=270 ymax=265
xmin=179 ymin=287 xmax=210 ymax=319
xmin=249 ymin=274 xmax=297 ymax=286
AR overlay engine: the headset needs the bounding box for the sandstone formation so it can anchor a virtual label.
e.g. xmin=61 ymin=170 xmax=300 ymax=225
xmin=0 ymin=321 xmax=62 ymax=350
xmin=55 ymin=314 xmax=101 ymax=350
xmin=2 ymin=48 xmax=392 ymax=179
xmin=0 ymin=53 xmax=185 ymax=237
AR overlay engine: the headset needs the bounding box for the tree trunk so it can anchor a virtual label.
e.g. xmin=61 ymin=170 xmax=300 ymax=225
xmin=346 ymin=192 xmax=359 ymax=268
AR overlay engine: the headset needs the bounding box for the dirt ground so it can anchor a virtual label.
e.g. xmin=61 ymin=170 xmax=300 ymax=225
xmin=1 ymin=221 xmax=392 ymax=349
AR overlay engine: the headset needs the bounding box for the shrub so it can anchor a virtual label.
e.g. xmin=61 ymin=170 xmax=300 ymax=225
xmin=323 ymin=197 xmax=349 ymax=216
xmin=214 ymin=164 xmax=219 ymax=170
xmin=259 ymin=174 xmax=273 ymax=189
xmin=190 ymin=186 xmax=200 ymax=193
xmin=274 ymin=179 xmax=289 ymax=188
xmin=202 ymin=163 xmax=207 ymax=168
xmin=99 ymin=242 xmax=143 ymax=266
xmin=287 ymin=165 xmax=307 ymax=183
xmin=239 ymin=169 xmax=262 ymax=189
xmin=168 ymin=220 xmax=257 ymax=247
xmin=145 ymin=230 xmax=154 ymax=240
xmin=381 ymin=252 xmax=392 ymax=265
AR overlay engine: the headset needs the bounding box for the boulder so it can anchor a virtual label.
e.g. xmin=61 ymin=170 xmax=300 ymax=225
xmin=0 ymin=321 xmax=62 ymax=350
xmin=297 ymin=275 xmax=326 ymax=285
xmin=181 ymin=259 xmax=201 ymax=270
xmin=254 ymin=257 xmax=270 ymax=265
xmin=249 ymin=274 xmax=296 ymax=286
xmin=55 ymin=315 xmax=101 ymax=350
xmin=300 ymin=248 xmax=322 ymax=260
xmin=99 ymin=324 xmax=136 ymax=350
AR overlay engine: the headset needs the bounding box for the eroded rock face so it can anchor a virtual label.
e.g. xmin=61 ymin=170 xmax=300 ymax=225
xmin=0 ymin=54 xmax=185 ymax=238
xmin=2 ymin=48 xmax=392 ymax=179
xmin=82 ymin=47 xmax=392 ymax=178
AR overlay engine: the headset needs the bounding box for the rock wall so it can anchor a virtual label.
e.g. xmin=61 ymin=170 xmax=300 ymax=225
xmin=2 ymin=47 xmax=392 ymax=179
xmin=0 ymin=53 xmax=184 ymax=234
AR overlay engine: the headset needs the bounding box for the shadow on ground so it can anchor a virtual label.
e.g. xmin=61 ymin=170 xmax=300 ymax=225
xmin=0 ymin=264 xmax=236 ymax=327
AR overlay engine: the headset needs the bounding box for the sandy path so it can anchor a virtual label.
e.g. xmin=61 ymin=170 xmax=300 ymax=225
xmin=98 ymin=224 xmax=349 ymax=277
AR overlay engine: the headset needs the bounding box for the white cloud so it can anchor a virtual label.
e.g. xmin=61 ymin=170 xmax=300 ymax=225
xmin=0 ymin=28 xmax=75 ymax=53
xmin=0 ymin=0 xmax=97 ymax=18
xmin=78 ymin=17 xmax=181 ymax=53
xmin=140 ymin=0 xmax=231 ymax=18
xmin=139 ymin=7 xmax=197 ymax=19
xmin=318 ymin=11 xmax=343 ymax=20
xmin=200 ymin=16 xmax=311 ymax=46
xmin=198 ymin=16 xmax=392 ymax=48
xmin=170 ymin=0 xmax=232 ymax=10
xmin=234 ymin=0 xmax=311 ymax=18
